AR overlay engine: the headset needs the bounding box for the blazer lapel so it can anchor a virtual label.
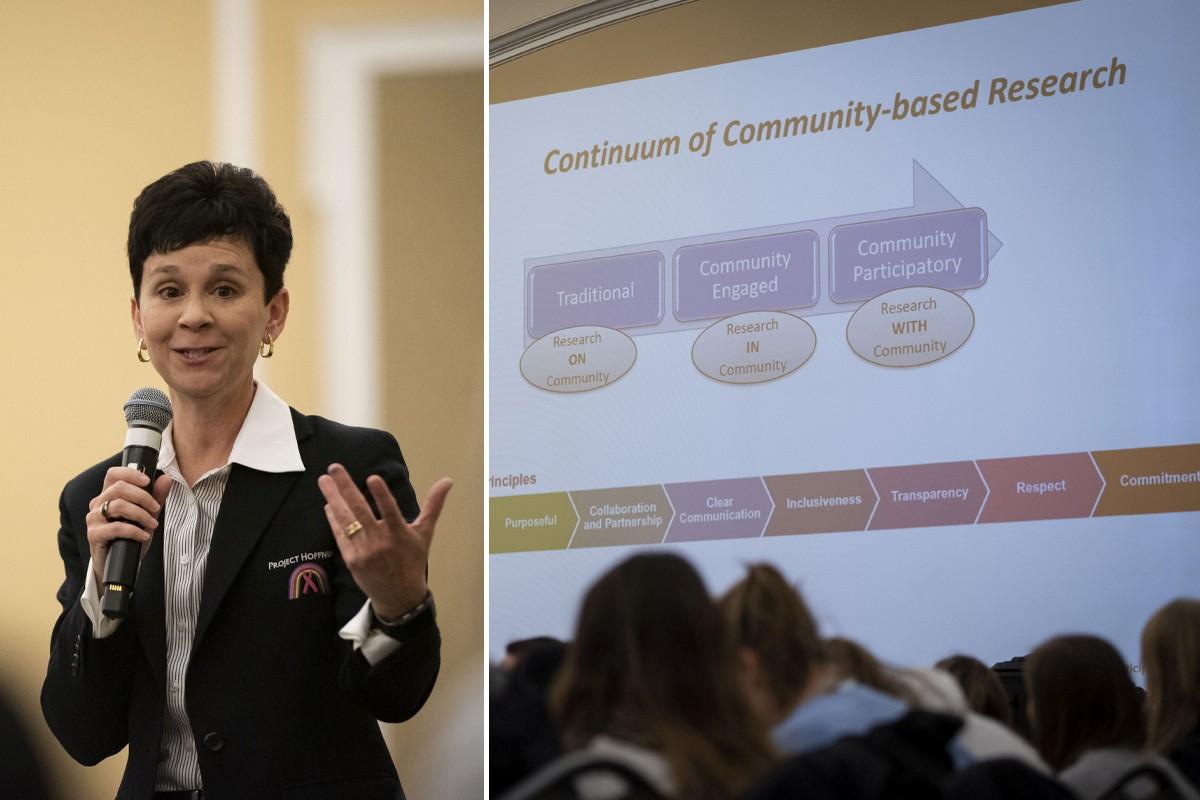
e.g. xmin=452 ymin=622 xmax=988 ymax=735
xmin=193 ymin=464 xmax=302 ymax=650
xmin=192 ymin=410 xmax=312 ymax=651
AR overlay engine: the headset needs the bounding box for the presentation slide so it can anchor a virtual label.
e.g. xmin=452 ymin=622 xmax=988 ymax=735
xmin=488 ymin=0 xmax=1200 ymax=672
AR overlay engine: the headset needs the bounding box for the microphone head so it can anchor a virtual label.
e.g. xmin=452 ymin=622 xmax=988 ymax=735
xmin=123 ymin=387 xmax=173 ymax=432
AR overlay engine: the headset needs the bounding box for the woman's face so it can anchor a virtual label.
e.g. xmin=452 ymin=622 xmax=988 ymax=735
xmin=132 ymin=237 xmax=288 ymax=407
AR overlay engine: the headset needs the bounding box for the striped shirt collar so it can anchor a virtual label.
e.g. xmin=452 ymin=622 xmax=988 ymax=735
xmin=157 ymin=381 xmax=305 ymax=476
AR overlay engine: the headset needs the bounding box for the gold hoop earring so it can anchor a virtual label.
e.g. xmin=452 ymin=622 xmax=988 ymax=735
xmin=259 ymin=333 xmax=275 ymax=359
xmin=137 ymin=337 xmax=151 ymax=363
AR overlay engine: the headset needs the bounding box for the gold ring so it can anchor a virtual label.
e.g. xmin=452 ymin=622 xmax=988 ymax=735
xmin=101 ymin=500 xmax=114 ymax=523
xmin=344 ymin=520 xmax=364 ymax=538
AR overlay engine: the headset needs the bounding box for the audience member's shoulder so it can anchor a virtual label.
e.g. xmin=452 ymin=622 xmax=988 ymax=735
xmin=896 ymin=667 xmax=968 ymax=714
xmin=959 ymin=711 xmax=1049 ymax=773
xmin=1169 ymin=727 xmax=1200 ymax=790
xmin=1059 ymin=749 xmax=1200 ymax=800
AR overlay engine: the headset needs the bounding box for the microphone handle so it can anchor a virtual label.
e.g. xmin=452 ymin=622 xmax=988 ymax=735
xmin=100 ymin=540 xmax=140 ymax=619
xmin=100 ymin=444 xmax=161 ymax=619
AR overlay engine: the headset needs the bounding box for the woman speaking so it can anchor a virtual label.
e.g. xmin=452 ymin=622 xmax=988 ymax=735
xmin=41 ymin=162 xmax=451 ymax=800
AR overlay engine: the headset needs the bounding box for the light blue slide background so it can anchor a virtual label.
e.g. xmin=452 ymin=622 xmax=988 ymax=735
xmin=488 ymin=0 xmax=1200 ymax=670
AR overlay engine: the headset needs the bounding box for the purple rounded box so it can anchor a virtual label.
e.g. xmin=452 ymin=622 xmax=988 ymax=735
xmin=673 ymin=231 xmax=818 ymax=322
xmin=663 ymin=478 xmax=772 ymax=542
xmin=829 ymin=208 xmax=987 ymax=303
xmin=526 ymin=251 xmax=665 ymax=339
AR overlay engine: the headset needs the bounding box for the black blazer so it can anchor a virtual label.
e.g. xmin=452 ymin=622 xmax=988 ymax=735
xmin=42 ymin=411 xmax=440 ymax=799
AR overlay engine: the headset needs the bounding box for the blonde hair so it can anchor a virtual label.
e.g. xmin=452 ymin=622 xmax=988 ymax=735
xmin=1142 ymin=598 xmax=1200 ymax=752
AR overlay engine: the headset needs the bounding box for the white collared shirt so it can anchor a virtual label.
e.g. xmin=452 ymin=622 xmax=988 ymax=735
xmin=80 ymin=382 xmax=400 ymax=789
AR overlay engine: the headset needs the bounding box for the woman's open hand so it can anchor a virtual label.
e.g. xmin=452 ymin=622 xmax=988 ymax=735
xmin=318 ymin=464 xmax=452 ymax=618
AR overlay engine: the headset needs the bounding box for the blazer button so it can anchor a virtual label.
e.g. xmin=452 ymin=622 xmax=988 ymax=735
xmin=202 ymin=731 xmax=225 ymax=753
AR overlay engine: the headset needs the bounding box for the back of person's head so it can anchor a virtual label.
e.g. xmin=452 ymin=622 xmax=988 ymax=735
xmin=1025 ymin=635 xmax=1144 ymax=771
xmin=501 ymin=636 xmax=567 ymax=685
xmin=992 ymin=656 xmax=1033 ymax=739
xmin=718 ymin=563 xmax=825 ymax=712
xmin=552 ymin=553 xmax=774 ymax=799
xmin=491 ymin=639 xmax=569 ymax=796
xmin=128 ymin=161 xmax=293 ymax=301
xmin=1142 ymin=597 xmax=1200 ymax=753
xmin=936 ymin=654 xmax=1013 ymax=726
xmin=506 ymin=635 xmax=564 ymax=660
xmin=513 ymin=638 xmax=568 ymax=694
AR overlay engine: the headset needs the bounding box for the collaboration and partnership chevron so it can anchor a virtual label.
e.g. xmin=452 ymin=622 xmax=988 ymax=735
xmin=489 ymin=444 xmax=1200 ymax=553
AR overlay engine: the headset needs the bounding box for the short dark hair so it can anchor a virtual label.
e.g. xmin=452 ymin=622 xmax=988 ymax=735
xmin=127 ymin=161 xmax=292 ymax=301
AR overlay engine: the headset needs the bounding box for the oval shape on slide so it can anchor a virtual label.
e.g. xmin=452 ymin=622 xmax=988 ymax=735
xmin=847 ymin=286 xmax=974 ymax=367
xmin=692 ymin=310 xmax=815 ymax=384
xmin=520 ymin=325 xmax=637 ymax=393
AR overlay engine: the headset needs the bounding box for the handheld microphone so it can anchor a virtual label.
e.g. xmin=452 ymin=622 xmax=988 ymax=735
xmin=100 ymin=387 xmax=173 ymax=619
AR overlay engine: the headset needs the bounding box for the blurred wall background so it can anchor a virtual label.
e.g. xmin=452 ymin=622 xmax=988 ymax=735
xmin=0 ymin=2 xmax=482 ymax=797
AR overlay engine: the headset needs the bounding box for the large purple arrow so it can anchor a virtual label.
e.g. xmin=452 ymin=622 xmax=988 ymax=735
xmin=522 ymin=161 xmax=1002 ymax=344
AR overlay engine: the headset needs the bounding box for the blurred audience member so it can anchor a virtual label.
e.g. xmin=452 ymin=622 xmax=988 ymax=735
xmin=991 ymin=655 xmax=1032 ymax=739
xmin=507 ymin=553 xmax=774 ymax=799
xmin=0 ymin=680 xmax=53 ymax=800
xmin=500 ymin=636 xmax=567 ymax=674
xmin=1142 ymin=598 xmax=1200 ymax=789
xmin=936 ymin=654 xmax=1012 ymax=725
xmin=491 ymin=638 xmax=569 ymax=795
xmin=896 ymin=666 xmax=1047 ymax=771
xmin=1025 ymin=634 xmax=1196 ymax=799
xmin=719 ymin=564 xmax=908 ymax=754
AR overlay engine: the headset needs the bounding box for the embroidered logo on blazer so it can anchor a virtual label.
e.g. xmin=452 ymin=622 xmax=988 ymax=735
xmin=268 ymin=550 xmax=333 ymax=571
xmin=289 ymin=562 xmax=329 ymax=598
